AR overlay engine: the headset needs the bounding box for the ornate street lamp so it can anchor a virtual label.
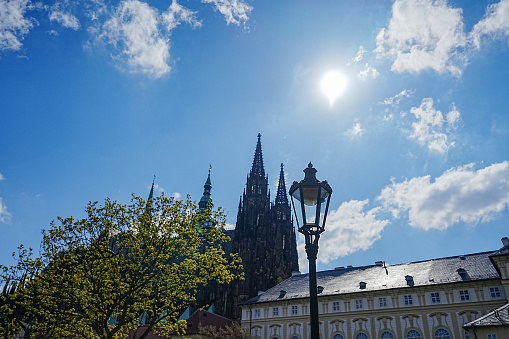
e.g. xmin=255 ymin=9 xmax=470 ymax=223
xmin=289 ymin=162 xmax=332 ymax=339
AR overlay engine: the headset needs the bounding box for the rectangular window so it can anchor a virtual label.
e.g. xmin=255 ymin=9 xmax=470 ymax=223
xmin=272 ymin=307 xmax=278 ymax=317
xmin=459 ymin=289 xmax=470 ymax=302
xmin=291 ymin=305 xmax=298 ymax=315
xmin=379 ymin=297 xmax=387 ymax=308
xmin=490 ymin=287 xmax=501 ymax=299
xmin=332 ymin=301 xmax=340 ymax=312
xmin=431 ymin=292 xmax=441 ymax=304
xmin=404 ymin=295 xmax=413 ymax=306
xmin=487 ymin=334 xmax=497 ymax=339
xmin=254 ymin=309 xmax=261 ymax=318
xmin=355 ymin=299 xmax=363 ymax=310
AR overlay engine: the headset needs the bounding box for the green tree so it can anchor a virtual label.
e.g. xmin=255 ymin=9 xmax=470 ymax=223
xmin=1 ymin=194 xmax=242 ymax=339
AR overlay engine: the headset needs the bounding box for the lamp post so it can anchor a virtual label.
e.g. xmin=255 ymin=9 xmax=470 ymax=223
xmin=289 ymin=162 xmax=332 ymax=339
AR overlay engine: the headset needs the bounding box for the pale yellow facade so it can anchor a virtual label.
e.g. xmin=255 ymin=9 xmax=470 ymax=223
xmin=241 ymin=280 xmax=506 ymax=339
xmin=240 ymin=238 xmax=509 ymax=339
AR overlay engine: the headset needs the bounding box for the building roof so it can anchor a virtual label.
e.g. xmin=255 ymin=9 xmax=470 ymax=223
xmin=242 ymin=250 xmax=500 ymax=305
xmin=182 ymin=309 xmax=233 ymax=335
xmin=464 ymin=302 xmax=509 ymax=328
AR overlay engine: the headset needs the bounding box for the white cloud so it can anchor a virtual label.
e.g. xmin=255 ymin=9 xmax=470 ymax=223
xmin=357 ymin=63 xmax=379 ymax=80
xmin=297 ymin=200 xmax=389 ymax=269
xmin=408 ymin=98 xmax=460 ymax=153
xmin=99 ymin=0 xmax=171 ymax=78
xmin=162 ymin=0 xmax=201 ymax=31
xmin=49 ymin=10 xmax=80 ymax=30
xmin=346 ymin=122 xmax=364 ymax=138
xmin=97 ymin=0 xmax=203 ymax=78
xmin=201 ymin=0 xmax=252 ymax=27
xmin=375 ymin=0 xmax=468 ymax=76
xmin=0 ymin=197 xmax=10 ymax=223
xmin=378 ymin=161 xmax=509 ymax=230
xmin=353 ymin=46 xmax=366 ymax=62
xmin=224 ymin=223 xmax=235 ymax=230
xmin=0 ymin=172 xmax=4 ymax=180
xmin=381 ymin=89 xmax=414 ymax=106
xmin=172 ymin=192 xmax=182 ymax=199
xmin=471 ymin=0 xmax=509 ymax=49
xmin=0 ymin=0 xmax=36 ymax=51
xmin=147 ymin=183 xmax=165 ymax=193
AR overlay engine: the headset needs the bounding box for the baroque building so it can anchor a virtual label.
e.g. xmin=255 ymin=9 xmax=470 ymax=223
xmin=239 ymin=237 xmax=509 ymax=339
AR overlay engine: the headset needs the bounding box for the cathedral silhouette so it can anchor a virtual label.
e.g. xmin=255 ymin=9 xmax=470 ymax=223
xmin=193 ymin=133 xmax=300 ymax=320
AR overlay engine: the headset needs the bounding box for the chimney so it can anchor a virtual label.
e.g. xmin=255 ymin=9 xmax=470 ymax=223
xmin=502 ymin=237 xmax=509 ymax=247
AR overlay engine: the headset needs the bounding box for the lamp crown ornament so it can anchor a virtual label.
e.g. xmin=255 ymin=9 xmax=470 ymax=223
xmin=303 ymin=162 xmax=318 ymax=182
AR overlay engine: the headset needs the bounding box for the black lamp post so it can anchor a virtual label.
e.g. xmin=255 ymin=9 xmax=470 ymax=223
xmin=289 ymin=162 xmax=332 ymax=339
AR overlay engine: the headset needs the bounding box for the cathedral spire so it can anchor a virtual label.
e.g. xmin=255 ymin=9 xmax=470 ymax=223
xmin=145 ymin=175 xmax=155 ymax=215
xmin=275 ymin=163 xmax=289 ymax=205
xmin=250 ymin=133 xmax=265 ymax=178
xmin=199 ymin=165 xmax=213 ymax=210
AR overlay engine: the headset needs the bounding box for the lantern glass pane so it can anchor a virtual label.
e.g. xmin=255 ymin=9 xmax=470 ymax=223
xmin=302 ymin=187 xmax=319 ymax=206
xmin=304 ymin=203 xmax=319 ymax=225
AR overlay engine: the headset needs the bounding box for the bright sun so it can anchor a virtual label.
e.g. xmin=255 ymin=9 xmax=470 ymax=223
xmin=321 ymin=71 xmax=347 ymax=105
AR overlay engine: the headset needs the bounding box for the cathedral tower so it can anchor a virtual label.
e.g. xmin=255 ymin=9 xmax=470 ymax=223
xmin=228 ymin=134 xmax=299 ymax=319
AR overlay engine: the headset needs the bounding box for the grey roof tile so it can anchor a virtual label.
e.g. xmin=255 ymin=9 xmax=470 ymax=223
xmin=242 ymin=251 xmax=500 ymax=305
xmin=464 ymin=303 xmax=509 ymax=327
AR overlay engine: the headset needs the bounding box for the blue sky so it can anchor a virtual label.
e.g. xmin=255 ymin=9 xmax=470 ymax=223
xmin=1 ymin=0 xmax=509 ymax=273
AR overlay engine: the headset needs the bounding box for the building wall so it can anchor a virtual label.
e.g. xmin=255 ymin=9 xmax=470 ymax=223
xmin=241 ymin=280 xmax=507 ymax=339
xmin=465 ymin=326 xmax=509 ymax=339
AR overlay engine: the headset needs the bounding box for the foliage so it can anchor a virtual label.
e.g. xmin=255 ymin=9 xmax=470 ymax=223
xmin=0 ymin=245 xmax=44 ymax=339
xmin=197 ymin=322 xmax=252 ymax=339
xmin=0 ymin=194 xmax=242 ymax=339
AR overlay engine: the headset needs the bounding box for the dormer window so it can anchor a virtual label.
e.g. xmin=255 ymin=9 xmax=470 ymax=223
xmin=279 ymin=290 xmax=286 ymax=298
xmin=317 ymin=286 xmax=324 ymax=294
xmin=405 ymin=275 xmax=414 ymax=286
xmin=457 ymin=268 xmax=469 ymax=280
xmin=359 ymin=281 xmax=367 ymax=289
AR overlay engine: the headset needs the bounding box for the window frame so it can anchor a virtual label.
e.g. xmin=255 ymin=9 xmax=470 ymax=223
xmin=459 ymin=289 xmax=470 ymax=302
xmin=332 ymin=301 xmax=340 ymax=312
xmin=406 ymin=329 xmax=422 ymax=339
xmin=291 ymin=305 xmax=298 ymax=315
xmin=355 ymin=299 xmax=363 ymax=310
xmin=434 ymin=328 xmax=451 ymax=339
xmin=431 ymin=292 xmax=441 ymax=304
xmin=489 ymin=287 xmax=501 ymax=299
xmin=404 ymin=295 xmax=413 ymax=306
xmin=379 ymin=296 xmax=387 ymax=308
xmin=272 ymin=307 xmax=279 ymax=317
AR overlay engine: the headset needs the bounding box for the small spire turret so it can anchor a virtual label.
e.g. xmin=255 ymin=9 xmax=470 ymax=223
xmin=145 ymin=175 xmax=156 ymax=215
xmin=250 ymin=133 xmax=265 ymax=178
xmin=199 ymin=165 xmax=213 ymax=210
xmin=275 ymin=163 xmax=289 ymax=205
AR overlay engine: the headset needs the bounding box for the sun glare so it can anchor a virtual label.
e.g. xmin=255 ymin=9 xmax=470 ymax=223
xmin=321 ymin=71 xmax=347 ymax=105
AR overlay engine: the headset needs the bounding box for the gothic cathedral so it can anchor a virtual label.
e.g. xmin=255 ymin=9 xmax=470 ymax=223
xmin=226 ymin=133 xmax=299 ymax=319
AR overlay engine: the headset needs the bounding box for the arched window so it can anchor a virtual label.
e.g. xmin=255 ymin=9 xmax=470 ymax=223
xmin=434 ymin=328 xmax=451 ymax=339
xmin=333 ymin=334 xmax=345 ymax=339
xmin=291 ymin=336 xmax=300 ymax=339
xmin=406 ymin=330 xmax=421 ymax=339
xmin=356 ymin=333 xmax=369 ymax=339
xmin=381 ymin=331 xmax=394 ymax=339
